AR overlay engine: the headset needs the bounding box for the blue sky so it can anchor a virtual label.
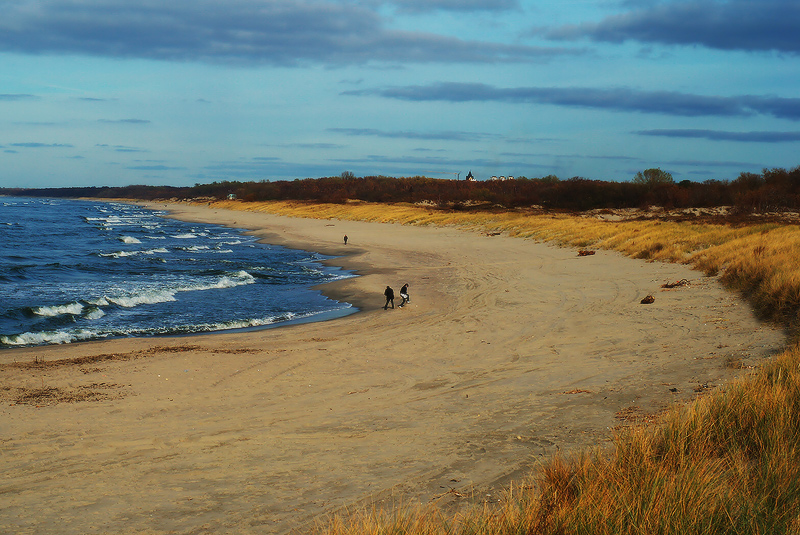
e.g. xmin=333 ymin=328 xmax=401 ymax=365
xmin=1 ymin=0 xmax=798 ymax=188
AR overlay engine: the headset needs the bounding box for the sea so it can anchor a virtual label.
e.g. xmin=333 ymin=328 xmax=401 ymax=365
xmin=0 ymin=197 xmax=355 ymax=348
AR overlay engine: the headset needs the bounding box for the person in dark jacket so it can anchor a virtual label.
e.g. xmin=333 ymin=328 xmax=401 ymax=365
xmin=383 ymin=286 xmax=395 ymax=309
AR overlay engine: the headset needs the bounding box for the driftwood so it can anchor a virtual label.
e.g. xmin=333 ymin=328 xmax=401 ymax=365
xmin=640 ymin=295 xmax=655 ymax=304
xmin=661 ymin=279 xmax=690 ymax=288
xmin=577 ymin=249 xmax=596 ymax=256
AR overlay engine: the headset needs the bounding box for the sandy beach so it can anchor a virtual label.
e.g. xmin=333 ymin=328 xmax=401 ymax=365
xmin=0 ymin=202 xmax=786 ymax=534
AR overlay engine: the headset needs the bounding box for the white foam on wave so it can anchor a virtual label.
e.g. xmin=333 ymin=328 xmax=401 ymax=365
xmin=100 ymin=247 xmax=169 ymax=259
xmin=33 ymin=302 xmax=84 ymax=317
xmin=102 ymin=271 xmax=256 ymax=308
xmin=187 ymin=312 xmax=297 ymax=333
xmin=107 ymin=289 xmax=178 ymax=307
xmin=85 ymin=307 xmax=106 ymax=320
xmin=189 ymin=270 xmax=256 ymax=291
xmin=120 ymin=236 xmax=142 ymax=244
xmin=173 ymin=233 xmax=197 ymax=239
xmin=1 ymin=329 xmax=97 ymax=346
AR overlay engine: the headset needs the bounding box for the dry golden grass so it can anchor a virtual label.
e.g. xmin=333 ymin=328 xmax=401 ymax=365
xmin=200 ymin=200 xmax=800 ymax=535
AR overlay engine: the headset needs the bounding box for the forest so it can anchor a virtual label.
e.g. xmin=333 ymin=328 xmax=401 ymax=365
xmin=3 ymin=166 xmax=800 ymax=213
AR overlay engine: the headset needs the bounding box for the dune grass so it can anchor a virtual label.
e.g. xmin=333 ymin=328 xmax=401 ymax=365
xmin=203 ymin=200 xmax=800 ymax=534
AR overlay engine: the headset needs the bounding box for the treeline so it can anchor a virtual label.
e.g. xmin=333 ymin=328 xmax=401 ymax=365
xmin=3 ymin=166 xmax=800 ymax=212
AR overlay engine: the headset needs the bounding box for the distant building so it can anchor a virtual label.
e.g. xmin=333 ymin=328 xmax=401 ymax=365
xmin=465 ymin=170 xmax=475 ymax=181
xmin=490 ymin=176 xmax=498 ymax=181
xmin=227 ymin=193 xmax=237 ymax=200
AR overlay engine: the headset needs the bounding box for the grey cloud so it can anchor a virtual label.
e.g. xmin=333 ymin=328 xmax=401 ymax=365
xmin=10 ymin=142 xmax=74 ymax=148
xmin=665 ymin=159 xmax=761 ymax=169
xmin=98 ymin=118 xmax=152 ymax=124
xmin=546 ymin=0 xmax=800 ymax=54
xmin=284 ymin=143 xmax=346 ymax=150
xmin=637 ymin=129 xmax=800 ymax=142
xmin=13 ymin=121 xmax=62 ymax=126
xmin=0 ymin=0 xmax=578 ymax=65
xmin=500 ymin=152 xmax=640 ymax=162
xmin=330 ymin=153 xmax=547 ymax=169
xmin=389 ymin=0 xmax=520 ymax=13
xmin=345 ymin=82 xmax=800 ymax=120
xmin=96 ymin=143 xmax=148 ymax=152
xmin=328 ymin=127 xmax=502 ymax=141
xmin=0 ymin=94 xmax=38 ymax=100
xmin=125 ymin=165 xmax=185 ymax=170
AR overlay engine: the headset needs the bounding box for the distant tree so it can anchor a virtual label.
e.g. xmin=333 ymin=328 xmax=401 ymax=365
xmin=341 ymin=171 xmax=356 ymax=180
xmin=633 ymin=168 xmax=674 ymax=186
xmin=732 ymin=172 xmax=765 ymax=190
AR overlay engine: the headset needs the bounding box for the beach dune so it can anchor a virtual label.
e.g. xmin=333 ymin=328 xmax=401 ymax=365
xmin=0 ymin=203 xmax=784 ymax=534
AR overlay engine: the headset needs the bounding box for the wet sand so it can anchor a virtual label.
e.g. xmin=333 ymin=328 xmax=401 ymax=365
xmin=0 ymin=202 xmax=785 ymax=534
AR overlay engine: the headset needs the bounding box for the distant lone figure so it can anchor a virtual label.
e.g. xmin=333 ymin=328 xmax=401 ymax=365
xmin=399 ymin=283 xmax=409 ymax=307
xmin=343 ymin=235 xmax=348 ymax=245
xmin=384 ymin=286 xmax=395 ymax=309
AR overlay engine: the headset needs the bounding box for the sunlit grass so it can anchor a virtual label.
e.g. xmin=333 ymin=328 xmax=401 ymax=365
xmin=202 ymin=199 xmax=800 ymax=535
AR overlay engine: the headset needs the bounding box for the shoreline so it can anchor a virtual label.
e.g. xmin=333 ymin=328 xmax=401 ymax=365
xmin=1 ymin=201 xmax=787 ymax=534
xmin=146 ymin=201 xmax=382 ymax=315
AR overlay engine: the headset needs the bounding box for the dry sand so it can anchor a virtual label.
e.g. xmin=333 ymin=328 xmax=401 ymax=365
xmin=0 ymin=202 xmax=786 ymax=534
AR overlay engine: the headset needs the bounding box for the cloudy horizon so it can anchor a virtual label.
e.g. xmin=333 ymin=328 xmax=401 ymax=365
xmin=1 ymin=0 xmax=798 ymax=187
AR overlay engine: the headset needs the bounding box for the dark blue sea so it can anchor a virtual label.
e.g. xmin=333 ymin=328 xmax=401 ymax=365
xmin=0 ymin=197 xmax=355 ymax=348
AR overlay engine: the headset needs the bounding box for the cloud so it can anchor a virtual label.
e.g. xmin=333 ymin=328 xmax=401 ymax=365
xmin=328 ymin=127 xmax=502 ymax=141
xmin=13 ymin=121 xmax=62 ymax=126
xmin=0 ymin=93 xmax=38 ymax=101
xmin=0 ymin=0 xmax=579 ymax=65
xmin=387 ymin=0 xmax=520 ymax=13
xmin=96 ymin=143 xmax=148 ymax=152
xmin=345 ymin=82 xmax=800 ymax=120
xmin=0 ymin=93 xmax=39 ymax=102
xmin=125 ymin=164 xmax=185 ymax=170
xmin=665 ymin=159 xmax=761 ymax=169
xmin=637 ymin=129 xmax=800 ymax=142
xmin=10 ymin=142 xmax=74 ymax=148
xmin=545 ymin=0 xmax=800 ymax=54
xmin=98 ymin=119 xmax=152 ymax=124
xmin=280 ymin=143 xmax=346 ymax=150
xmin=330 ymin=153 xmax=548 ymax=169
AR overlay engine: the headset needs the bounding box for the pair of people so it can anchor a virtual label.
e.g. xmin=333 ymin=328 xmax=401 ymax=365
xmin=384 ymin=283 xmax=409 ymax=309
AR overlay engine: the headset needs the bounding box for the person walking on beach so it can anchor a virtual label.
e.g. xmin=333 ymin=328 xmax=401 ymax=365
xmin=384 ymin=285 xmax=395 ymax=309
xmin=399 ymin=283 xmax=409 ymax=307
xmin=343 ymin=235 xmax=348 ymax=245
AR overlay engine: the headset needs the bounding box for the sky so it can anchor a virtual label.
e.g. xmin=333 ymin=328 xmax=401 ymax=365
xmin=0 ymin=0 xmax=798 ymax=188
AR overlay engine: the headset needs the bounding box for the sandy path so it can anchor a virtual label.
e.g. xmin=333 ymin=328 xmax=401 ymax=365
xmin=0 ymin=203 xmax=784 ymax=534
